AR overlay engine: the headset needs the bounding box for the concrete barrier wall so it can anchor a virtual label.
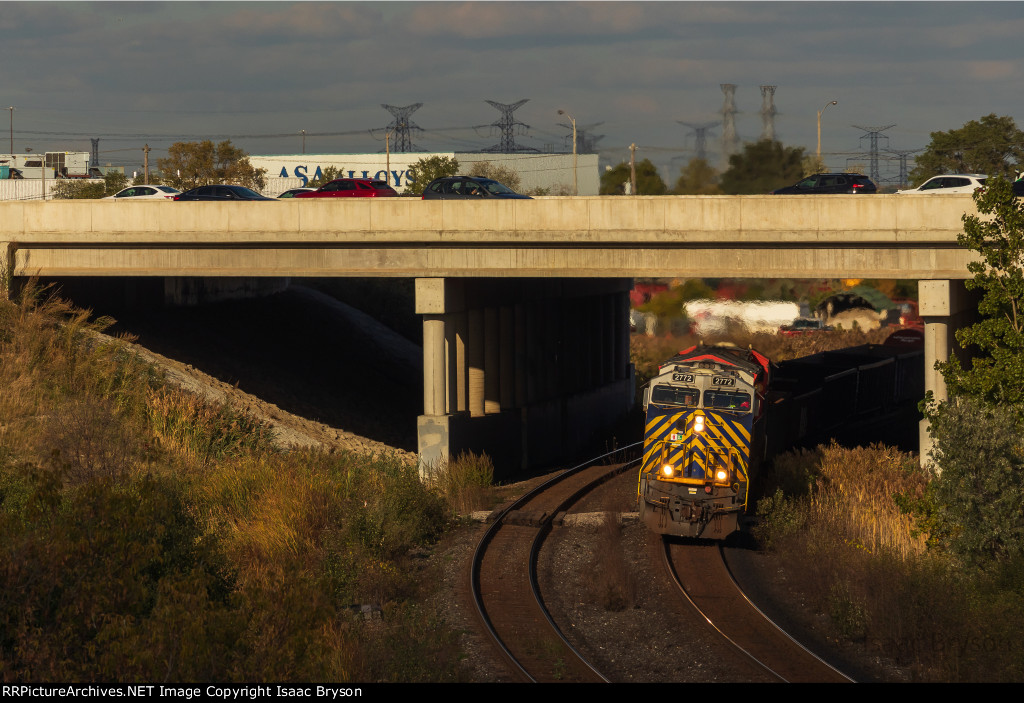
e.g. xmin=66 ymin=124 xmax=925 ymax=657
xmin=1 ymin=195 xmax=980 ymax=280
xmin=0 ymin=194 xmax=976 ymax=241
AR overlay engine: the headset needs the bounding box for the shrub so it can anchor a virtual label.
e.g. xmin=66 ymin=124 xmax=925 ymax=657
xmin=424 ymin=451 xmax=495 ymax=515
xmin=925 ymin=396 xmax=1024 ymax=565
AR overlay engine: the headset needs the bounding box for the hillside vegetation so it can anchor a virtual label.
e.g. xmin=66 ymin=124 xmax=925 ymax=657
xmin=0 ymin=285 xmax=476 ymax=682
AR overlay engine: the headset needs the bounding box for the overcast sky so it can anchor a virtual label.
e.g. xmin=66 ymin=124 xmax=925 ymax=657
xmin=4 ymin=1 xmax=1023 ymax=183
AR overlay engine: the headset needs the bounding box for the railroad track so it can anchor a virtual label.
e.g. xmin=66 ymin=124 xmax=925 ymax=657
xmin=470 ymin=444 xmax=641 ymax=683
xmin=662 ymin=540 xmax=855 ymax=683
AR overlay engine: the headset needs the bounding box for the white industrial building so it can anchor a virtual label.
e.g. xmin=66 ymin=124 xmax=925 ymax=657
xmin=249 ymin=152 xmax=599 ymax=196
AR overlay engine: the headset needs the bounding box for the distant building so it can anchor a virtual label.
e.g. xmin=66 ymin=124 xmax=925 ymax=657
xmin=249 ymin=152 xmax=599 ymax=195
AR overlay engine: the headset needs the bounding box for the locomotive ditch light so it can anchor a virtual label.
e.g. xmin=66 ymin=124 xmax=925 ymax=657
xmin=715 ymin=469 xmax=729 ymax=482
xmin=662 ymin=464 xmax=675 ymax=478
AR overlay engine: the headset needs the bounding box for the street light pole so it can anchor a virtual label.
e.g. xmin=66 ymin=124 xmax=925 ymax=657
xmin=301 ymin=129 xmax=306 ymax=154
xmin=817 ymin=100 xmax=838 ymax=167
xmin=557 ymin=109 xmax=578 ymax=196
xmin=7 ymin=107 xmax=13 ymax=154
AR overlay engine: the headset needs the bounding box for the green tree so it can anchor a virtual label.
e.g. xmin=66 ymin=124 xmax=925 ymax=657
xmin=719 ymin=139 xmax=805 ymax=194
xmin=52 ymin=171 xmax=128 ymax=199
xmin=156 ymin=140 xmax=267 ymax=191
xmin=600 ymin=159 xmax=666 ymax=195
xmin=406 ymin=155 xmax=459 ymax=196
xmin=924 ymin=396 xmax=1024 ymax=565
xmin=936 ymin=176 xmax=1024 ymax=408
xmin=909 ymin=114 xmax=1024 ymax=186
xmin=671 ymin=158 xmax=721 ymax=194
xmin=305 ymin=166 xmax=341 ymax=189
xmin=468 ymin=161 xmax=521 ymax=191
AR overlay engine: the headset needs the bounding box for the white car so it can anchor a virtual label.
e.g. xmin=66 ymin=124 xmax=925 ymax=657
xmin=105 ymin=185 xmax=181 ymax=200
xmin=896 ymin=174 xmax=987 ymax=194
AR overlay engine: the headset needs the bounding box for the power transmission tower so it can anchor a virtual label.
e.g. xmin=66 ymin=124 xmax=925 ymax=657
xmin=381 ymin=103 xmax=424 ymax=152
xmin=559 ymin=121 xmax=604 ymax=153
xmin=759 ymin=85 xmax=777 ymax=141
xmin=678 ymin=121 xmax=719 ymax=162
xmin=483 ymin=99 xmax=538 ymax=153
xmin=885 ymin=148 xmax=922 ymax=188
xmin=90 ymin=138 xmax=100 ymax=168
xmin=720 ymin=84 xmax=739 ymax=166
xmin=852 ymin=124 xmax=896 ymax=184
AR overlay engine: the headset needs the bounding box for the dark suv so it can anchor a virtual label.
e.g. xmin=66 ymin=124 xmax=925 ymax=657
xmin=770 ymin=173 xmax=877 ymax=195
xmin=422 ymin=176 xmax=532 ymax=200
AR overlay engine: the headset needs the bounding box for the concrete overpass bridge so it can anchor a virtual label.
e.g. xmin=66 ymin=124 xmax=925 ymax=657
xmin=0 ymin=195 xmax=981 ymax=472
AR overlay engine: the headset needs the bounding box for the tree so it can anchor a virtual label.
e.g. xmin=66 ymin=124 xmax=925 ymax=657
xmin=156 ymin=140 xmax=267 ymax=191
xmin=52 ymin=171 xmax=128 ymax=199
xmin=406 ymin=156 xmax=459 ymax=196
xmin=468 ymin=161 xmax=521 ymax=192
xmin=935 ymin=176 xmax=1024 ymax=409
xmin=305 ymin=166 xmax=340 ymax=189
xmin=921 ymin=177 xmax=1024 ymax=566
xmin=909 ymin=114 xmax=1024 ymax=186
xmin=671 ymin=158 xmax=720 ymax=194
xmin=924 ymin=395 xmax=1024 ymax=565
xmin=600 ymin=159 xmax=666 ymax=195
xmin=719 ymin=139 xmax=805 ymax=194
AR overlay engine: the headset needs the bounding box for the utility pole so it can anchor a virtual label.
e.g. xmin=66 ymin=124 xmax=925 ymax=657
xmin=143 ymin=144 xmax=151 ymax=184
xmin=301 ymin=129 xmax=306 ymax=154
xmin=629 ymin=143 xmax=637 ymax=195
xmin=7 ymin=107 xmax=12 ymax=154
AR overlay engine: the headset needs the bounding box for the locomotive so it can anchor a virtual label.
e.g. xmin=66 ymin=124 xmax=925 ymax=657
xmin=638 ymin=335 xmax=924 ymax=540
xmin=638 ymin=343 xmax=770 ymax=539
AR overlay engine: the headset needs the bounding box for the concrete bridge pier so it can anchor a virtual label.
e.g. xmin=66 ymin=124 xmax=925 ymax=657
xmin=0 ymin=241 xmax=10 ymax=301
xmin=416 ymin=277 xmax=635 ymax=479
xmin=918 ymin=279 xmax=977 ymax=466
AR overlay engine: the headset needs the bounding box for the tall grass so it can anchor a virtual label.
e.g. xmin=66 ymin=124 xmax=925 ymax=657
xmin=756 ymin=443 xmax=1024 ymax=680
xmin=423 ymin=451 xmax=496 ymax=515
xmin=0 ymin=286 xmax=465 ymax=682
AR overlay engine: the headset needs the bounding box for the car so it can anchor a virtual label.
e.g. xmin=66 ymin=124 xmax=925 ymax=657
xmin=277 ymin=187 xmax=317 ymax=198
xmin=173 ymin=185 xmax=276 ymax=201
xmin=892 ymin=299 xmax=923 ymax=329
xmin=104 ymin=185 xmax=181 ymax=200
xmin=421 ymin=176 xmax=532 ymax=200
xmin=770 ymin=173 xmax=877 ymax=195
xmin=896 ymin=174 xmax=987 ymax=194
xmin=294 ymin=178 xmax=398 ymax=198
xmin=1013 ymin=173 xmax=1024 ymax=197
xmin=778 ymin=317 xmax=834 ymax=336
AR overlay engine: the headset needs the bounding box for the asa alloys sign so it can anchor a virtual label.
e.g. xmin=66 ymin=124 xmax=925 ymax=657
xmin=249 ymin=153 xmax=447 ymax=191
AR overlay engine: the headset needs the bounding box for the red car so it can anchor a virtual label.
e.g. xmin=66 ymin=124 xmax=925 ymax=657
xmin=294 ymin=178 xmax=398 ymax=198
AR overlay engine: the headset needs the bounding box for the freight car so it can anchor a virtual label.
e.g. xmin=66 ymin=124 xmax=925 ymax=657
xmin=638 ymin=335 xmax=923 ymax=539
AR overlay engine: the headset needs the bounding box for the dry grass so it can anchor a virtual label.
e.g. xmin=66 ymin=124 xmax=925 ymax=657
xmin=0 ymin=285 xmax=463 ymax=682
xmin=423 ymin=451 xmax=496 ymax=516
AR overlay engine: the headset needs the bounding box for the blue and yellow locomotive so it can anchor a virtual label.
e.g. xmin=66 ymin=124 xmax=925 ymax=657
xmin=638 ymin=343 xmax=771 ymax=539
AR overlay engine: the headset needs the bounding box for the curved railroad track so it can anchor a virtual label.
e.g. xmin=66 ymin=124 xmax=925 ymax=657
xmin=470 ymin=444 xmax=641 ymax=683
xmin=662 ymin=539 xmax=855 ymax=683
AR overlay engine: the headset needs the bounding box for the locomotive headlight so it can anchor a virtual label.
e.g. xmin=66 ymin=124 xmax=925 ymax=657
xmin=662 ymin=464 xmax=675 ymax=477
xmin=693 ymin=415 xmax=706 ymax=433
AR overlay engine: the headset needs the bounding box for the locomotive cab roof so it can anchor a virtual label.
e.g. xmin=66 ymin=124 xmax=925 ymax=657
xmin=660 ymin=343 xmax=770 ymax=382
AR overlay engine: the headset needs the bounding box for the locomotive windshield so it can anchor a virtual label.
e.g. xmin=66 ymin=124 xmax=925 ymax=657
xmin=704 ymin=389 xmax=752 ymax=412
xmin=650 ymin=385 xmax=699 ymax=408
